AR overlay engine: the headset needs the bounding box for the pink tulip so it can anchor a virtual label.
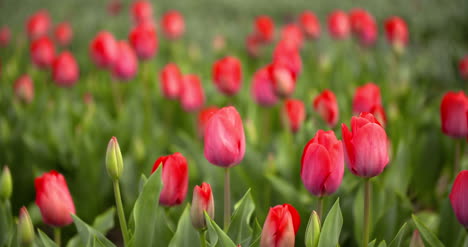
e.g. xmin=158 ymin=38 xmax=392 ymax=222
xmin=450 ymin=170 xmax=468 ymax=228
xmin=212 ymin=56 xmax=242 ymax=96
xmin=251 ymin=65 xmax=279 ymax=107
xmin=282 ymin=99 xmax=306 ymax=133
xmin=298 ymin=11 xmax=320 ymax=40
xmin=246 ymin=34 xmax=262 ymax=57
xmin=280 ymin=24 xmax=304 ymax=49
xmin=90 ymin=31 xmax=118 ymax=68
xmin=26 ymin=10 xmax=51 ymax=40
xmin=313 ymin=89 xmax=339 ymax=127
xmin=129 ymin=23 xmax=157 ymax=60
xmin=13 ymin=75 xmax=34 ymax=104
xmin=151 ymin=153 xmax=188 ymax=206
xmin=54 ymin=22 xmax=73 ymax=46
xmin=197 ymin=106 xmax=219 ymax=137
xmin=112 ymin=41 xmax=138 ymax=81
xmin=254 ymin=16 xmax=274 ymax=43
xmin=180 ymin=75 xmax=205 ymax=112
xmin=352 ymin=83 xmax=382 ymax=114
xmin=160 ymin=63 xmax=182 ymax=99
xmin=0 ymin=26 xmax=11 ymax=47
xmin=131 ymin=0 xmax=153 ymax=25
xmin=328 ymin=10 xmax=350 ymax=40
xmin=30 ymin=36 xmax=55 ymax=69
xmin=52 ymin=51 xmax=79 ymax=87
xmin=161 ymin=11 xmax=185 ymax=40
xmin=190 ymin=182 xmax=215 ymax=229
xmin=260 ymin=204 xmax=300 ymax=247
xmin=384 ymin=17 xmax=408 ymax=47
xmin=440 ymin=91 xmax=468 ymax=138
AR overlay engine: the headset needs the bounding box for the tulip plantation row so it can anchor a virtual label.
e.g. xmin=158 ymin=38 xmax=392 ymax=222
xmin=1 ymin=1 xmax=468 ymax=247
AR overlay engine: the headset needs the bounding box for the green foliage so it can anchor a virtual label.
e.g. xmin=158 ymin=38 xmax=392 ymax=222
xmin=318 ymin=198 xmax=343 ymax=247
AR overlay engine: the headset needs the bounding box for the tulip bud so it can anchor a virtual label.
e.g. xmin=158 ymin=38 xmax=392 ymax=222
xmin=261 ymin=204 xmax=300 ymax=247
xmin=273 ymin=41 xmax=302 ymax=78
xmin=440 ymin=91 xmax=468 ymax=138
xmin=160 ymin=63 xmax=182 ymax=99
xmin=254 ymin=15 xmax=274 ymax=43
xmin=18 ymin=207 xmax=34 ymax=245
xmin=251 ymin=65 xmax=279 ymax=107
xmin=13 ymin=75 xmax=34 ymax=104
xmin=90 ymin=31 xmax=118 ymax=69
xmin=106 ymin=137 xmax=124 ymax=180
xmin=162 ymin=11 xmax=185 ymax=40
xmin=190 ymin=182 xmax=214 ymax=229
xmin=52 ymin=51 xmax=79 ymax=87
xmin=0 ymin=26 xmax=11 ymax=47
xmin=280 ymin=24 xmax=304 ymax=50
xmin=212 ymin=56 xmax=243 ymax=96
xmin=0 ymin=166 xmax=12 ymax=200
xmin=352 ymin=83 xmax=382 ymax=115
xmin=180 ymin=75 xmax=205 ymax=112
xmin=313 ymin=89 xmax=339 ymax=127
xmin=305 ymin=211 xmax=320 ymax=247
xmin=327 ymin=10 xmax=350 ymax=40
xmin=384 ymin=17 xmax=409 ymax=51
xmin=450 ymin=170 xmax=468 ymax=228
xmin=131 ymin=0 xmax=153 ymax=25
xmin=54 ymin=22 xmax=73 ymax=46
xmin=299 ymin=11 xmax=320 ymax=40
xmin=112 ymin=41 xmax=138 ymax=81
xmin=129 ymin=23 xmax=158 ymax=60
xmin=26 ymin=10 xmax=51 ymax=40
xmin=349 ymin=9 xmax=378 ymax=47
xmin=270 ymin=63 xmax=296 ymax=98
xmin=246 ymin=34 xmax=262 ymax=57
xmin=282 ymin=99 xmax=306 ymax=133
xmin=151 ymin=153 xmax=188 ymax=206
xmin=30 ymin=36 xmax=55 ymax=69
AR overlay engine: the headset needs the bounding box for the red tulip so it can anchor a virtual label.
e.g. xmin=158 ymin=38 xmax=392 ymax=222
xmin=327 ymin=10 xmax=350 ymax=40
xmin=13 ymin=75 xmax=34 ymax=104
xmin=190 ymin=182 xmax=215 ymax=229
xmin=112 ymin=41 xmax=138 ymax=81
xmin=384 ymin=17 xmax=408 ymax=47
xmin=204 ymin=106 xmax=245 ymax=167
xmin=349 ymin=9 xmax=377 ymax=46
xmin=371 ymin=105 xmax=387 ymax=128
xmin=52 ymin=51 xmax=79 ymax=87
xmin=35 ymin=170 xmax=76 ymax=227
xmin=254 ymin=15 xmax=274 ymax=43
xmin=180 ymin=75 xmax=205 ymax=112
xmin=151 ymin=153 xmax=188 ymax=206
xmin=251 ymin=65 xmax=279 ymax=107
xmin=301 ymin=130 xmax=344 ymax=196
xmin=313 ymin=89 xmax=339 ymax=127
xmin=0 ymin=26 xmax=11 ymax=46
xmin=352 ymin=83 xmax=382 ymax=115
xmin=282 ymin=99 xmax=306 ymax=133
xmin=160 ymin=63 xmax=182 ymax=99
xmin=440 ymin=91 xmax=468 ymax=138
xmin=131 ymin=0 xmax=153 ymax=25
xmin=280 ymin=24 xmax=304 ymax=49
xmin=269 ymin=62 xmax=296 ymax=98
xmin=30 ymin=36 xmax=55 ymax=69
xmin=246 ymin=34 xmax=262 ymax=57
xmin=450 ymin=170 xmax=468 ymax=228
xmin=107 ymin=0 xmax=122 ymax=16
xmin=54 ymin=22 xmax=73 ymax=46
xmin=212 ymin=56 xmax=242 ymax=96
xmin=90 ymin=31 xmax=118 ymax=68
xmin=162 ymin=11 xmax=185 ymax=40
xmin=198 ymin=106 xmax=219 ymax=137
xmin=459 ymin=55 xmax=468 ymax=80
xmin=298 ymin=11 xmax=320 ymax=40
xmin=342 ymin=112 xmax=389 ymax=178
xmin=26 ymin=10 xmax=51 ymax=40
xmin=273 ymin=41 xmax=302 ymax=78
xmin=260 ymin=203 xmax=300 ymax=247
xmin=129 ymin=23 xmax=157 ymax=60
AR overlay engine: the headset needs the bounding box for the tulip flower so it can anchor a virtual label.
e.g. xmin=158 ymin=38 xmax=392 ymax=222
xmin=384 ymin=17 xmax=408 ymax=52
xmin=129 ymin=23 xmax=157 ymax=60
xmin=254 ymin=15 xmax=274 ymax=43
xmin=180 ymin=74 xmax=205 ymax=112
xmin=251 ymin=65 xmax=279 ymax=107
xmin=35 ymin=170 xmax=76 ymax=227
xmin=18 ymin=207 xmax=35 ymax=246
xmin=131 ymin=0 xmax=153 ymax=25
xmin=0 ymin=26 xmax=11 ymax=47
xmin=282 ymin=99 xmax=306 ymax=133
xmin=162 ymin=10 xmax=185 ymax=40
xmin=260 ymin=204 xmax=301 ymax=247
xmin=273 ymin=40 xmax=302 ymax=78
xmin=349 ymin=9 xmax=377 ymax=46
xmin=30 ymin=36 xmax=55 ymax=69
xmin=112 ymin=41 xmax=138 ymax=81
xmin=197 ymin=106 xmax=219 ymax=138
xmin=440 ymin=91 xmax=468 ymax=138
xmin=26 ymin=10 xmax=51 ymax=40
xmin=106 ymin=136 xmax=124 ymax=180
xmin=0 ymin=166 xmax=12 ymax=200
xmin=160 ymin=63 xmax=182 ymax=99
xmin=298 ymin=11 xmax=320 ymax=40
xmin=54 ymin=22 xmax=73 ymax=46
xmin=450 ymin=170 xmax=468 ymax=229
xmin=352 ymin=83 xmax=382 ymax=115
xmin=52 ymin=51 xmax=79 ymax=87
xmin=459 ymin=55 xmax=468 ymax=80
xmin=151 ymin=152 xmax=188 ymax=206
xmin=212 ymin=56 xmax=242 ymax=96
xmin=280 ymin=24 xmax=304 ymax=49
xmin=327 ymin=10 xmax=350 ymax=40
xmin=246 ymin=34 xmax=262 ymax=57
xmin=90 ymin=31 xmax=118 ymax=68
xmin=191 ymin=182 xmax=215 ymax=229
xmin=371 ymin=105 xmax=387 ymax=128
xmin=13 ymin=75 xmax=34 ymax=104
xmin=313 ymin=89 xmax=339 ymax=127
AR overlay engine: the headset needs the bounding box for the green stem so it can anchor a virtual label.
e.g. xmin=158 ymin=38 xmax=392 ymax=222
xmin=455 ymin=140 xmax=462 ymax=177
xmin=224 ymin=168 xmax=231 ymax=230
xmin=317 ymin=197 xmax=324 ymax=220
xmin=363 ymin=179 xmax=371 ymax=247
xmin=113 ymin=179 xmax=129 ymax=246
xmin=54 ymin=228 xmax=61 ymax=247
xmin=199 ymin=229 xmax=207 ymax=247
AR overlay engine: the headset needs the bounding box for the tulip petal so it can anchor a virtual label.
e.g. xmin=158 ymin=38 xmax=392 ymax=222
xmin=352 ymin=123 xmax=389 ymax=177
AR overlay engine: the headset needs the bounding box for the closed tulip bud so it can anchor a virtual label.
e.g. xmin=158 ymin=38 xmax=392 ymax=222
xmin=129 ymin=23 xmax=157 ymax=60
xmin=90 ymin=31 xmax=118 ymax=68
xmin=440 ymin=91 xmax=468 ymax=138
xmin=160 ymin=63 xmax=182 ymax=99
xmin=198 ymin=106 xmax=219 ymax=138
xmin=212 ymin=56 xmax=242 ymax=96
xmin=131 ymin=0 xmax=153 ymax=25
xmin=30 ymin=36 xmax=55 ymax=69
xmin=273 ymin=41 xmax=302 ymax=77
xmin=35 ymin=170 xmax=76 ymax=226
xmin=342 ymin=112 xmax=389 ymax=178
xmin=305 ymin=211 xmax=320 ymax=247
xmin=282 ymin=99 xmax=306 ymax=133
xmin=0 ymin=26 xmax=11 ymax=47
xmin=261 ymin=204 xmax=301 ymax=247
xmin=254 ymin=15 xmax=274 ymax=43
xmin=313 ymin=90 xmax=339 ymax=127
xmin=251 ymin=65 xmax=279 ymax=107
xmin=204 ymin=106 xmax=245 ymax=167
xmin=328 ymin=10 xmax=350 ymax=40
xmin=18 ymin=207 xmax=34 ymax=245
xmin=13 ymin=75 xmax=34 ymax=104
xmin=349 ymin=9 xmax=377 ymax=46
xmin=0 ymin=166 xmax=12 ymax=200
xmin=112 ymin=41 xmax=138 ymax=81
xmin=162 ymin=11 xmax=185 ymax=40
xmin=190 ymin=182 xmax=214 ymax=229
xmin=352 ymin=83 xmax=382 ymax=115
xmin=384 ymin=17 xmax=408 ymax=50
xmin=180 ymin=75 xmax=205 ymax=112
xmin=459 ymin=56 xmax=468 ymax=80
xmin=269 ymin=62 xmax=296 ymax=98
xmin=106 ymin=137 xmax=124 ymax=180
xmin=52 ymin=51 xmax=79 ymax=87
xmin=299 ymin=11 xmax=320 ymax=40
xmin=151 ymin=153 xmax=188 ymax=206
xmin=54 ymin=22 xmax=73 ymax=46
xmin=280 ymin=24 xmax=304 ymax=49
xmin=26 ymin=10 xmax=51 ymax=40
xmin=450 ymin=171 xmax=468 ymax=228
xmin=301 ymin=130 xmax=344 ymax=196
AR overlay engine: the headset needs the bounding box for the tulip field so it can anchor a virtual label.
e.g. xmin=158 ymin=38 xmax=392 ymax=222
xmin=1 ymin=0 xmax=468 ymax=246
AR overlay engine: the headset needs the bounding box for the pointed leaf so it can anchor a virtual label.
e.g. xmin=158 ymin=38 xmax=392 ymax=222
xmin=305 ymin=211 xmax=321 ymax=247
xmin=38 ymin=230 xmax=58 ymax=247
xmin=169 ymin=204 xmax=200 ymax=247
xmin=72 ymin=214 xmax=115 ymax=247
xmin=227 ymin=189 xmax=255 ymax=246
xmin=318 ymin=198 xmax=343 ymax=247
xmin=205 ymin=212 xmax=236 ymax=247
xmin=388 ymin=223 xmax=408 ymax=247
xmin=412 ymin=215 xmax=445 ymax=247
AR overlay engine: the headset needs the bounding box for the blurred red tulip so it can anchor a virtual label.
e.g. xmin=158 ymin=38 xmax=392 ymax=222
xmin=0 ymin=26 xmax=11 ymax=47
xmin=273 ymin=40 xmax=302 ymax=78
xmin=204 ymin=106 xmax=245 ymax=167
xmin=371 ymin=105 xmax=387 ymax=127
xmin=269 ymin=61 xmax=296 ymax=98
xmin=254 ymin=15 xmax=274 ymax=43
xmin=282 ymin=99 xmax=306 ymax=133
xmin=342 ymin=112 xmax=389 ymax=178
xmin=160 ymin=63 xmax=182 ymax=99
xmin=54 ymin=22 xmax=73 ymax=46
xmin=327 ymin=10 xmax=350 ymax=40
xmin=131 ymin=0 xmax=153 ymax=25
xmin=52 ymin=51 xmax=79 ymax=87
xmin=35 ymin=170 xmax=75 ymax=227
xmin=107 ymin=0 xmax=122 ymax=16
xmin=129 ymin=23 xmax=158 ymax=60
xmin=260 ymin=203 xmax=300 ymax=247
xmin=352 ymin=83 xmax=382 ymax=114
xmin=198 ymin=106 xmax=219 ymax=138
xmin=450 ymin=170 xmax=468 ymax=228
xmin=251 ymin=65 xmax=279 ymax=107
xmin=280 ymin=24 xmax=304 ymax=49
xmin=246 ymin=34 xmax=262 ymax=57
xmin=459 ymin=55 xmax=468 ymax=80
xmin=212 ymin=56 xmax=242 ymax=96
xmin=30 ymin=36 xmax=55 ymax=69
xmin=13 ymin=75 xmax=34 ymax=104
xmin=162 ymin=10 xmax=185 ymax=40
xmin=112 ymin=41 xmax=138 ymax=81
xmin=384 ymin=17 xmax=408 ymax=48
xmin=180 ymin=74 xmax=205 ymax=112
xmin=440 ymin=91 xmax=468 ymax=138
xmin=298 ymin=11 xmax=320 ymax=40
xmin=190 ymin=182 xmax=215 ymax=229
xmin=301 ymin=130 xmax=344 ymax=196
xmin=90 ymin=31 xmax=118 ymax=68
xmin=313 ymin=89 xmax=339 ymax=127
xmin=26 ymin=10 xmax=51 ymax=40
xmin=349 ymin=9 xmax=377 ymax=46
xmin=151 ymin=153 xmax=188 ymax=206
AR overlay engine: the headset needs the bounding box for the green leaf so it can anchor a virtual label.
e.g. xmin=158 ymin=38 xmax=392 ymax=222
xmin=412 ymin=215 xmax=445 ymax=247
xmin=169 ymin=204 xmax=200 ymax=247
xmin=378 ymin=240 xmax=387 ymax=247
xmin=72 ymin=214 xmax=116 ymax=247
xmin=205 ymin=212 xmax=236 ymax=247
xmin=0 ymin=200 xmax=13 ymax=246
xmin=92 ymin=207 xmax=115 ymax=235
xmin=227 ymin=189 xmax=255 ymax=246
xmin=388 ymin=223 xmax=408 ymax=247
xmin=38 ymin=230 xmax=58 ymax=247
xmin=318 ymin=198 xmax=343 ymax=247
xmin=368 ymin=239 xmax=376 ymax=247
xmin=249 ymin=219 xmax=262 ymax=247
xmin=305 ymin=211 xmax=321 ymax=247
